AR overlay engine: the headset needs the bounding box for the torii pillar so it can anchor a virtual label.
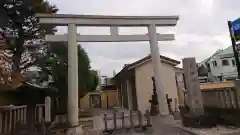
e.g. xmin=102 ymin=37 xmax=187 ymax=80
xmin=37 ymin=14 xmax=179 ymax=135
xmin=67 ymin=23 xmax=79 ymax=133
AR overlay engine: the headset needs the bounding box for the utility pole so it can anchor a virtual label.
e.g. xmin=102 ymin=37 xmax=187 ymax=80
xmin=228 ymin=21 xmax=240 ymax=79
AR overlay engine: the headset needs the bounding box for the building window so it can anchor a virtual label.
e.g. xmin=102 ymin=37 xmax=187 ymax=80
xmin=206 ymin=63 xmax=211 ymax=70
xmin=232 ymin=59 xmax=236 ymax=66
xmin=222 ymin=59 xmax=229 ymax=66
xmin=212 ymin=61 xmax=217 ymax=67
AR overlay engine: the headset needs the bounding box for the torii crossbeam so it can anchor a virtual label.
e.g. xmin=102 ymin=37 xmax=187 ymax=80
xmin=37 ymin=13 xmax=179 ymax=135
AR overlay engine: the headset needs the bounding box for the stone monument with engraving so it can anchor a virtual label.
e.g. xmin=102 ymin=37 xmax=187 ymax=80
xmin=182 ymin=57 xmax=204 ymax=116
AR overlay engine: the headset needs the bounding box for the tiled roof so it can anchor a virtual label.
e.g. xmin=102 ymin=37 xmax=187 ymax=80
xmin=114 ymin=54 xmax=180 ymax=79
xmin=125 ymin=54 xmax=180 ymax=70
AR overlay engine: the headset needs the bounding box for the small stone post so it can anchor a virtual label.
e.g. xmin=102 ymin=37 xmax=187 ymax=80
xmin=38 ymin=106 xmax=43 ymax=123
xmin=113 ymin=112 xmax=117 ymax=130
xmin=121 ymin=112 xmax=124 ymax=128
xmin=8 ymin=110 xmax=12 ymax=132
xmin=129 ymin=111 xmax=133 ymax=128
xmin=104 ymin=114 xmax=108 ymax=131
xmin=0 ymin=112 xmax=2 ymax=133
xmin=13 ymin=109 xmax=16 ymax=129
xmin=138 ymin=111 xmax=142 ymax=127
xmin=23 ymin=107 xmax=27 ymax=124
xmin=4 ymin=112 xmax=8 ymax=133
xmin=45 ymin=96 xmax=51 ymax=122
xmin=20 ymin=108 xmax=24 ymax=124
xmin=17 ymin=108 xmax=21 ymax=122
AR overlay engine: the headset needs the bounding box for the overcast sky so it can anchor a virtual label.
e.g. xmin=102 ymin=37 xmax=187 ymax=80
xmin=48 ymin=0 xmax=239 ymax=77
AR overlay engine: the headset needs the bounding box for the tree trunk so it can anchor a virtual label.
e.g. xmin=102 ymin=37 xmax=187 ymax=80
xmin=13 ymin=23 xmax=25 ymax=71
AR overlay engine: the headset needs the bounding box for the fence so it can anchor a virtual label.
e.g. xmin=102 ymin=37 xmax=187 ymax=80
xmin=0 ymin=106 xmax=152 ymax=134
xmin=0 ymin=104 xmax=45 ymax=134
xmin=202 ymin=88 xmax=239 ymax=108
xmin=102 ymin=110 xmax=151 ymax=132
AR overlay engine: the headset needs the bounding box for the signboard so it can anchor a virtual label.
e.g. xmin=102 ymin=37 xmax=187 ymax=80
xmin=182 ymin=58 xmax=204 ymax=116
xmin=232 ymin=18 xmax=240 ymax=41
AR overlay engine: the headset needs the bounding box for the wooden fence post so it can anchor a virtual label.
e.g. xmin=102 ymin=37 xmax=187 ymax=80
xmin=121 ymin=112 xmax=124 ymax=128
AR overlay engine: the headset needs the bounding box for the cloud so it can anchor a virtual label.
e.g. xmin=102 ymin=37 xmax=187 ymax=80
xmin=48 ymin=0 xmax=240 ymax=76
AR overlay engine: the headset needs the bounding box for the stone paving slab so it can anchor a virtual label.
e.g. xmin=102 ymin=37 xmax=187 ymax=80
xmin=226 ymin=131 xmax=240 ymax=135
xmin=83 ymin=127 xmax=200 ymax=135
xmin=150 ymin=117 xmax=240 ymax=135
xmin=112 ymin=131 xmax=152 ymax=135
xmin=175 ymin=124 xmax=240 ymax=135
xmin=82 ymin=122 xmax=240 ymax=135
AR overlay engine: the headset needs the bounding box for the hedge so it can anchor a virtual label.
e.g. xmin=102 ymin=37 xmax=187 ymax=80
xmin=179 ymin=106 xmax=240 ymax=128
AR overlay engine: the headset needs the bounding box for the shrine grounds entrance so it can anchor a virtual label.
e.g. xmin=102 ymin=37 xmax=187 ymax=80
xmin=37 ymin=13 xmax=178 ymax=134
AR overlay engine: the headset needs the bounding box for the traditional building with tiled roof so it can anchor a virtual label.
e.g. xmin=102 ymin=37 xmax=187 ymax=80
xmin=114 ymin=54 xmax=181 ymax=113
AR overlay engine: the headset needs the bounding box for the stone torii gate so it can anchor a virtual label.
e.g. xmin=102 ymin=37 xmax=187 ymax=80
xmin=36 ymin=14 xmax=179 ymax=135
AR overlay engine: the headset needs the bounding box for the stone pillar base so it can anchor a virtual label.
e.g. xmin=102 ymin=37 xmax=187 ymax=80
xmin=66 ymin=125 xmax=84 ymax=135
